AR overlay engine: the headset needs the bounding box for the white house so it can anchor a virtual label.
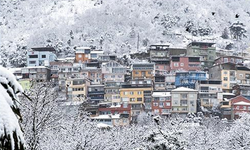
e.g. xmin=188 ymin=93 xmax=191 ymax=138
xmin=27 ymin=47 xmax=57 ymax=67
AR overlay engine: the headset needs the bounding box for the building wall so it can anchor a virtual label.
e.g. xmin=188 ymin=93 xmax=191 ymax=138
xmin=120 ymin=88 xmax=147 ymax=104
xmin=75 ymin=53 xmax=89 ymax=63
xmin=18 ymin=79 xmax=32 ymax=91
xmin=27 ymin=51 xmax=56 ymax=66
xmin=170 ymin=57 xmax=201 ymax=71
xmin=132 ymin=70 xmax=154 ymax=79
xmin=171 ymin=91 xmax=198 ymax=113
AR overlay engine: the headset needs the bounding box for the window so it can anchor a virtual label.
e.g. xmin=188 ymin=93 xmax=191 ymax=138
xmin=166 ymin=102 xmax=170 ymax=106
xmin=137 ymin=91 xmax=142 ymax=95
xmin=174 ymin=100 xmax=178 ymax=105
xmin=235 ymin=106 xmax=239 ymax=110
xmin=181 ymin=94 xmax=187 ymax=99
xmin=137 ymin=98 xmax=142 ymax=101
xmin=224 ymin=58 xmax=228 ymax=63
xmin=223 ymin=83 xmax=228 ymax=87
xmin=124 ymin=92 xmax=128 ymax=95
xmin=148 ymin=71 xmax=151 ymax=75
xmin=159 ymin=102 xmax=164 ymax=107
xmin=224 ymin=71 xmax=228 ymax=75
xmin=243 ymin=106 xmax=247 ymax=110
xmin=78 ymin=54 xmax=82 ymax=58
xmin=135 ymin=71 xmax=139 ymax=74
xmin=42 ymin=55 xmax=46 ymax=58
xmin=123 ymin=102 xmax=128 ymax=108
xmin=223 ymin=77 xmax=228 ymax=81
xmin=180 ymin=63 xmax=184 ymax=67
xmin=153 ymin=102 xmax=158 ymax=106
xmin=130 ymin=98 xmax=135 ymax=102
xmin=174 ymin=63 xmax=179 ymax=67
xmin=130 ymin=91 xmax=134 ymax=95
xmin=29 ymin=61 xmax=36 ymax=64
xmin=29 ymin=55 xmax=38 ymax=58
xmin=239 ymin=74 xmax=244 ymax=78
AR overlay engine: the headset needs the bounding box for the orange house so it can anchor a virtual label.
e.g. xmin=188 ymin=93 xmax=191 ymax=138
xmin=75 ymin=52 xmax=89 ymax=63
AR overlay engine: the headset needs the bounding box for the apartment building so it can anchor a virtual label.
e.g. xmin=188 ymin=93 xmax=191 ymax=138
xmin=171 ymin=87 xmax=198 ymax=115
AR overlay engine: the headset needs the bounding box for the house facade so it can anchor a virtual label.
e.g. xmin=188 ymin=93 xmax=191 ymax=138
xmin=27 ymin=47 xmax=57 ymax=67
xmin=171 ymin=87 xmax=198 ymax=115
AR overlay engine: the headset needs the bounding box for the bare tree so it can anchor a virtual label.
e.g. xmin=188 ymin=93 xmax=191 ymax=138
xmin=20 ymin=82 xmax=61 ymax=150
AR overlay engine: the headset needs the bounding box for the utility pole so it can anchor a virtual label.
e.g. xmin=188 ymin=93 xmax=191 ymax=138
xmin=137 ymin=33 xmax=140 ymax=52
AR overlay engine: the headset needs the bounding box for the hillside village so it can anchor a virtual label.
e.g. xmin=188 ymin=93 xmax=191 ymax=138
xmin=8 ymin=41 xmax=250 ymax=127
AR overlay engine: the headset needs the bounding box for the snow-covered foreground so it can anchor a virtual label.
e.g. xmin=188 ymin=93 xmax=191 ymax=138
xmin=21 ymin=96 xmax=250 ymax=150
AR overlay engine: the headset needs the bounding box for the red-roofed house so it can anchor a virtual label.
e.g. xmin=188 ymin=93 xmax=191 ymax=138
xmin=231 ymin=95 xmax=250 ymax=119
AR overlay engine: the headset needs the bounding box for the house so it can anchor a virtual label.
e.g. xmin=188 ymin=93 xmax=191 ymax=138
xmin=58 ymin=66 xmax=81 ymax=92
xmin=221 ymin=95 xmax=250 ymax=120
xmin=171 ymin=87 xmax=198 ymax=115
xmin=102 ymin=61 xmax=127 ymax=82
xmin=152 ymin=92 xmax=171 ymax=115
xmin=90 ymin=50 xmax=104 ymax=60
xmin=98 ymin=55 xmax=117 ymax=63
xmin=175 ymin=71 xmax=207 ymax=89
xmin=209 ymin=63 xmax=250 ymax=92
xmin=196 ymin=80 xmax=223 ymax=108
xmin=170 ymin=56 xmax=201 ymax=72
xmin=87 ymin=84 xmax=105 ymax=104
xmin=91 ymin=114 xmax=130 ymax=127
xmin=148 ymin=45 xmax=170 ymax=74
xmin=214 ymin=56 xmax=243 ymax=65
xmin=186 ymin=41 xmax=216 ymax=69
xmin=104 ymin=82 xmax=122 ymax=103
xmin=132 ymin=62 xmax=155 ymax=80
xmin=27 ymin=47 xmax=57 ymax=67
xmin=120 ymin=79 xmax=153 ymax=116
xmin=82 ymin=68 xmax=102 ymax=84
xmin=168 ymin=47 xmax=187 ymax=57
xmin=165 ymin=73 xmax=176 ymax=90
xmin=21 ymin=66 xmax=51 ymax=82
xmin=18 ymin=79 xmax=32 ymax=91
xmin=66 ymin=78 xmax=90 ymax=101
xmin=98 ymin=103 xmax=131 ymax=115
xmin=154 ymin=75 xmax=166 ymax=91
xmin=74 ymin=47 xmax=91 ymax=63
xmin=233 ymin=84 xmax=250 ymax=100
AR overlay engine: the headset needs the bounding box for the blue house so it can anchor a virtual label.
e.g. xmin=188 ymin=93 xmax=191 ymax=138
xmin=27 ymin=47 xmax=57 ymax=67
xmin=175 ymin=71 xmax=207 ymax=89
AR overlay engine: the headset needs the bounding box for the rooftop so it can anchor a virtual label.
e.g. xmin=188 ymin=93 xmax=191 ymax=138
xmin=233 ymin=101 xmax=250 ymax=106
xmin=31 ymin=47 xmax=56 ymax=52
xmin=172 ymin=87 xmax=198 ymax=92
xmin=152 ymin=92 xmax=171 ymax=97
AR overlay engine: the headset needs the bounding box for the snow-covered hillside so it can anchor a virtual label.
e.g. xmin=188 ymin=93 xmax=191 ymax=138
xmin=1 ymin=0 xmax=250 ymax=67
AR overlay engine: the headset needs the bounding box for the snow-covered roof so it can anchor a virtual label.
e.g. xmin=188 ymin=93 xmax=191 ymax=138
xmin=222 ymin=93 xmax=235 ymax=96
xmin=90 ymin=50 xmax=104 ymax=54
xmin=25 ymin=66 xmax=48 ymax=69
xmin=91 ymin=114 xmax=120 ymax=119
xmin=97 ymin=123 xmax=112 ymax=128
xmin=110 ymin=104 xmax=121 ymax=108
xmin=61 ymin=101 xmax=83 ymax=106
xmin=234 ymin=101 xmax=250 ymax=106
xmin=152 ymin=92 xmax=171 ymax=97
xmin=75 ymin=47 xmax=91 ymax=50
xmin=172 ymin=87 xmax=197 ymax=92
xmin=7 ymin=68 xmax=22 ymax=73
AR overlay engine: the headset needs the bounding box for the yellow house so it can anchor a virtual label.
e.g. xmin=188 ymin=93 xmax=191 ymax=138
xmin=221 ymin=70 xmax=235 ymax=92
xmin=18 ymin=79 xmax=32 ymax=91
xmin=66 ymin=78 xmax=90 ymax=101
xmin=120 ymin=85 xmax=152 ymax=116
xmin=132 ymin=63 xmax=155 ymax=80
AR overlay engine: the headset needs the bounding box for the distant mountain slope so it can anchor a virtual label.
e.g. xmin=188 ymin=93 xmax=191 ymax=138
xmin=1 ymin=0 xmax=250 ymax=67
